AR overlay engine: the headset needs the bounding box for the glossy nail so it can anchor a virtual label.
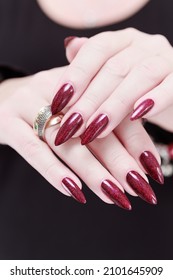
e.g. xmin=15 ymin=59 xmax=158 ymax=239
xmin=51 ymin=83 xmax=74 ymax=114
xmin=101 ymin=180 xmax=132 ymax=210
xmin=64 ymin=36 xmax=77 ymax=48
xmin=62 ymin=177 xmax=86 ymax=204
xmin=81 ymin=114 xmax=109 ymax=145
xmin=126 ymin=171 xmax=157 ymax=205
xmin=55 ymin=112 xmax=83 ymax=145
xmin=130 ymin=99 xmax=154 ymax=120
xmin=140 ymin=151 xmax=164 ymax=184
xmin=168 ymin=143 xmax=173 ymax=160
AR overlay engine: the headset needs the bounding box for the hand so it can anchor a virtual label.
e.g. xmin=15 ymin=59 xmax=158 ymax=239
xmin=51 ymin=28 xmax=173 ymax=147
xmin=0 ymin=67 xmax=162 ymax=209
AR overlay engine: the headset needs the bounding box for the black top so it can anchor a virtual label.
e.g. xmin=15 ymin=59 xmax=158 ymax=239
xmin=0 ymin=0 xmax=173 ymax=260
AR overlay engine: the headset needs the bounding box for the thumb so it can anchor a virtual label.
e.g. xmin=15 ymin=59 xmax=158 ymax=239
xmin=64 ymin=36 xmax=88 ymax=63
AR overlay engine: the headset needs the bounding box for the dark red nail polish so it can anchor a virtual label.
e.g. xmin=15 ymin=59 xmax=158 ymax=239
xmin=168 ymin=143 xmax=173 ymax=160
xmin=64 ymin=36 xmax=77 ymax=48
xmin=81 ymin=114 xmax=109 ymax=145
xmin=101 ymin=180 xmax=132 ymax=210
xmin=140 ymin=151 xmax=164 ymax=184
xmin=62 ymin=177 xmax=86 ymax=204
xmin=55 ymin=113 xmax=83 ymax=145
xmin=130 ymin=99 xmax=154 ymax=120
xmin=51 ymin=83 xmax=74 ymax=114
xmin=126 ymin=171 xmax=157 ymax=205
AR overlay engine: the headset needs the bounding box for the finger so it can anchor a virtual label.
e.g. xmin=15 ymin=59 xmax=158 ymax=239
xmin=7 ymin=118 xmax=86 ymax=204
xmin=88 ymin=132 xmax=157 ymax=205
xmin=17 ymin=67 xmax=67 ymax=124
xmin=51 ymin=29 xmax=135 ymax=114
xmin=55 ymin=45 xmax=150 ymax=145
xmin=65 ymin=36 xmax=88 ymax=62
xmin=18 ymin=87 xmax=131 ymax=209
xmin=115 ymin=116 xmax=164 ymax=184
xmin=45 ymin=125 xmax=132 ymax=210
xmin=130 ymin=72 xmax=173 ymax=120
xmin=81 ymin=55 xmax=171 ymax=144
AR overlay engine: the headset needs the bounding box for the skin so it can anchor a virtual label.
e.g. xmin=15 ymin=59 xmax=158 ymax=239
xmin=0 ymin=0 xmax=169 ymax=205
xmin=37 ymin=0 xmax=149 ymax=29
xmin=61 ymin=29 xmax=173 ymax=141
xmin=0 ymin=67 xmax=160 ymax=205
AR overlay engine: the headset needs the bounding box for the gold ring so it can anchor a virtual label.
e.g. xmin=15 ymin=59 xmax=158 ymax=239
xmin=33 ymin=105 xmax=63 ymax=141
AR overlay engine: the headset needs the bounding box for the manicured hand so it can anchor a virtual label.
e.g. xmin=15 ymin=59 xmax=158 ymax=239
xmin=51 ymin=29 xmax=173 ymax=146
xmin=0 ymin=67 xmax=162 ymax=209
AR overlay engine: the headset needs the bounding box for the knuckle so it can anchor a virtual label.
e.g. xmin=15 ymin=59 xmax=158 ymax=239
xmin=44 ymin=162 xmax=57 ymax=178
xmin=104 ymin=57 xmax=130 ymax=78
xmin=22 ymin=139 xmax=43 ymax=161
xmin=145 ymin=34 xmax=172 ymax=54
xmin=84 ymin=92 xmax=99 ymax=109
xmin=90 ymin=31 xmax=113 ymax=45
xmin=69 ymin=63 xmax=89 ymax=79
xmin=31 ymin=70 xmax=53 ymax=90
xmin=127 ymin=130 xmax=144 ymax=145
xmin=152 ymin=34 xmax=170 ymax=46
xmin=137 ymin=59 xmax=162 ymax=83
xmin=124 ymin=27 xmax=138 ymax=36
xmin=117 ymin=96 xmax=129 ymax=109
xmin=89 ymin=39 xmax=105 ymax=53
xmin=83 ymin=32 xmax=113 ymax=57
xmin=106 ymin=151 xmax=126 ymax=167
xmin=161 ymin=83 xmax=170 ymax=96
xmin=32 ymin=70 xmax=49 ymax=82
xmin=83 ymin=162 xmax=98 ymax=180
xmin=85 ymin=40 xmax=106 ymax=59
xmin=94 ymin=31 xmax=113 ymax=39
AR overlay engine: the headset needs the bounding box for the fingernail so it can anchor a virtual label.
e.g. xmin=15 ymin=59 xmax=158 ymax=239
xmin=140 ymin=151 xmax=164 ymax=184
xmin=126 ymin=171 xmax=157 ymax=205
xmin=168 ymin=143 xmax=173 ymax=160
xmin=62 ymin=177 xmax=86 ymax=204
xmin=55 ymin=112 xmax=83 ymax=145
xmin=101 ymin=180 xmax=132 ymax=210
xmin=130 ymin=99 xmax=154 ymax=120
xmin=64 ymin=36 xmax=77 ymax=48
xmin=51 ymin=83 xmax=74 ymax=114
xmin=81 ymin=114 xmax=109 ymax=145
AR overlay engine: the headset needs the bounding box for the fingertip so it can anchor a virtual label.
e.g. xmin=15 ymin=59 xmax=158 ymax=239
xmin=62 ymin=177 xmax=86 ymax=204
xmin=65 ymin=37 xmax=88 ymax=62
xmin=64 ymin=36 xmax=78 ymax=48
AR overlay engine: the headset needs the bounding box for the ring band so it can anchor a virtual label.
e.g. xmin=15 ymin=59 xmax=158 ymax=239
xmin=33 ymin=105 xmax=63 ymax=141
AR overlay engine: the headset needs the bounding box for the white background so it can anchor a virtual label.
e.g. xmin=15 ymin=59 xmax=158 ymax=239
xmin=0 ymin=260 xmax=172 ymax=280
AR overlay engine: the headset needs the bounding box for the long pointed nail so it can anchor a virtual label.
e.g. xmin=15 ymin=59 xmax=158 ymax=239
xmin=130 ymin=99 xmax=154 ymax=120
xmin=64 ymin=36 xmax=77 ymax=48
xmin=62 ymin=177 xmax=86 ymax=204
xmin=168 ymin=143 xmax=173 ymax=160
xmin=81 ymin=114 xmax=109 ymax=145
xmin=101 ymin=180 xmax=132 ymax=210
xmin=51 ymin=83 xmax=74 ymax=114
xmin=140 ymin=151 xmax=164 ymax=184
xmin=126 ymin=171 xmax=157 ymax=205
xmin=55 ymin=113 xmax=83 ymax=145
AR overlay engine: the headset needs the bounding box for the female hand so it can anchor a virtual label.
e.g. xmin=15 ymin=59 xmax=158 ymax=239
xmin=50 ymin=28 xmax=173 ymax=147
xmin=0 ymin=67 xmax=162 ymax=209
